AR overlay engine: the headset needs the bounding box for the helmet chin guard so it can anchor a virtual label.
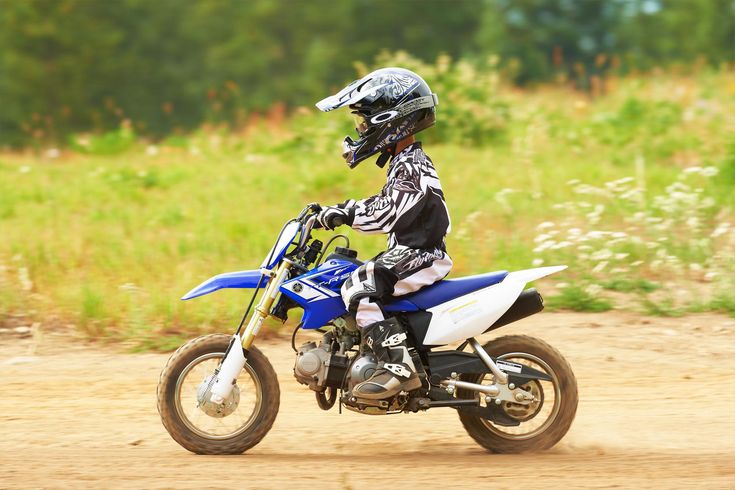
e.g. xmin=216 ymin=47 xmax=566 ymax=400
xmin=341 ymin=137 xmax=363 ymax=169
xmin=317 ymin=67 xmax=437 ymax=169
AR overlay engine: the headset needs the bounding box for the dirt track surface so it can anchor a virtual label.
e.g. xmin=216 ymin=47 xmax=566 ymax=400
xmin=1 ymin=312 xmax=734 ymax=489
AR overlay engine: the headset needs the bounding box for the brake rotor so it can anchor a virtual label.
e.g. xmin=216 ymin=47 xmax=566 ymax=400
xmin=196 ymin=374 xmax=241 ymax=418
xmin=503 ymin=380 xmax=544 ymax=422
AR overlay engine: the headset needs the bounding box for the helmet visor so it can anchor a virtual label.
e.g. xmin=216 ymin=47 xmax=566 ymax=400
xmin=352 ymin=112 xmax=369 ymax=137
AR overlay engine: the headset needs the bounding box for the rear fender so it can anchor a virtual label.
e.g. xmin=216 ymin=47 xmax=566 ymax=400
xmin=181 ymin=269 xmax=265 ymax=300
xmin=423 ymin=265 xmax=566 ymax=345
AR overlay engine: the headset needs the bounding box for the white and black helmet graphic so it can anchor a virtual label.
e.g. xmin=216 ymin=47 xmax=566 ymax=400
xmin=316 ymin=67 xmax=438 ymax=169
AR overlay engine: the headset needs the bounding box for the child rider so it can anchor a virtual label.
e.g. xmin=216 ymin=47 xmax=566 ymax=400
xmin=314 ymin=67 xmax=452 ymax=400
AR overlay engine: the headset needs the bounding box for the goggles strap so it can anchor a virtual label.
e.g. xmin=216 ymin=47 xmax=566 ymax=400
xmin=370 ymin=94 xmax=438 ymax=122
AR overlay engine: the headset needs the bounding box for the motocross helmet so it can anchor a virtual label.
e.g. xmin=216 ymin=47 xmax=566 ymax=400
xmin=316 ymin=67 xmax=438 ymax=169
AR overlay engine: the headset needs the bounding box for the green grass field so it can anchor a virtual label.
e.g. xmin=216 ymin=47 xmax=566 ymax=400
xmin=1 ymin=69 xmax=734 ymax=348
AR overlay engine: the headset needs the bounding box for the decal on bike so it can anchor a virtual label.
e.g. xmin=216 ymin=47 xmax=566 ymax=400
xmin=448 ymin=300 xmax=482 ymax=324
xmin=496 ymin=360 xmax=523 ymax=374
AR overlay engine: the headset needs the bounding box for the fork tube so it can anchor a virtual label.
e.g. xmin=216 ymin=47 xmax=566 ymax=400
xmin=241 ymin=261 xmax=291 ymax=350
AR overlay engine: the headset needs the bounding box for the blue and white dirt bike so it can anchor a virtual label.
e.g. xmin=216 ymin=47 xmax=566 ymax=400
xmin=157 ymin=204 xmax=578 ymax=454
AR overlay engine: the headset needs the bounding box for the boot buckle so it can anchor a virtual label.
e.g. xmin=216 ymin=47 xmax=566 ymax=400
xmin=380 ymin=332 xmax=407 ymax=347
xmin=383 ymin=363 xmax=412 ymax=378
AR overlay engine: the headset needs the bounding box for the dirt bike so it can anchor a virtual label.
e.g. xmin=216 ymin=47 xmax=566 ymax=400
xmin=157 ymin=203 xmax=578 ymax=454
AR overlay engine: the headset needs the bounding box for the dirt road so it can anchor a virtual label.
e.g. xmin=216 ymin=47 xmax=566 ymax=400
xmin=1 ymin=312 xmax=734 ymax=489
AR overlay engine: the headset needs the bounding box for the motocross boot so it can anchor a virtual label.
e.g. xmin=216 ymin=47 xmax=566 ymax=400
xmin=353 ymin=318 xmax=422 ymax=400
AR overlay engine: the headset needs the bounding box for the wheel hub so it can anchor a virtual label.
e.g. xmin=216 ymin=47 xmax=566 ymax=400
xmin=196 ymin=374 xmax=240 ymax=417
xmin=503 ymin=380 xmax=544 ymax=422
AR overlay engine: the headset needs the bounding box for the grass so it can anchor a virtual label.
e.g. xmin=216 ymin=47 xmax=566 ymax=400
xmin=1 ymin=67 xmax=734 ymax=347
xmin=547 ymin=286 xmax=614 ymax=313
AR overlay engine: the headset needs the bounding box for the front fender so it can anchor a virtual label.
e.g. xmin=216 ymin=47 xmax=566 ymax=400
xmin=181 ymin=269 xmax=266 ymax=300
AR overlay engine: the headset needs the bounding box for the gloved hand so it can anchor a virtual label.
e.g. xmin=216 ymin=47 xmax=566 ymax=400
xmin=315 ymin=206 xmax=353 ymax=230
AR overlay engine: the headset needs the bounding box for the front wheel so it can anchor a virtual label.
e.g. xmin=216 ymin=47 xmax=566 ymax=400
xmin=157 ymin=334 xmax=280 ymax=454
xmin=457 ymin=335 xmax=578 ymax=453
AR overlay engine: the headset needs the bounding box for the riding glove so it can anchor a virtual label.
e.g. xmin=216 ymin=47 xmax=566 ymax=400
xmin=315 ymin=206 xmax=354 ymax=230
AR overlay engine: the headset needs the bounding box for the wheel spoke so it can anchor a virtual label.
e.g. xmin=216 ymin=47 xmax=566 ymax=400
xmin=174 ymin=351 xmax=262 ymax=440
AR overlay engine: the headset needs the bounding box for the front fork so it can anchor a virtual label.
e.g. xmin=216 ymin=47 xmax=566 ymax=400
xmin=209 ymin=261 xmax=292 ymax=404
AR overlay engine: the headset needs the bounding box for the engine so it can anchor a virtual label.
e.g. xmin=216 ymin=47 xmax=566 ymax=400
xmin=293 ymin=329 xmax=378 ymax=393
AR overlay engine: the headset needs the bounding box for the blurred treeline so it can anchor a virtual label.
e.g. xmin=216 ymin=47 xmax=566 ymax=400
xmin=1 ymin=0 xmax=733 ymax=146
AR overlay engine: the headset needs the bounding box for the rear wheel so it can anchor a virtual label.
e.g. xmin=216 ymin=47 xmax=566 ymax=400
xmin=157 ymin=334 xmax=280 ymax=454
xmin=457 ymin=335 xmax=578 ymax=453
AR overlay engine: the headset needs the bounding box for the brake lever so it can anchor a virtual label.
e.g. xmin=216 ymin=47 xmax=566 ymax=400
xmin=298 ymin=215 xmax=318 ymax=249
xmin=298 ymin=203 xmax=322 ymax=223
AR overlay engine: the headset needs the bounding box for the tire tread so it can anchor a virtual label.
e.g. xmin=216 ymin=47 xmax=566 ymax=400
xmin=457 ymin=334 xmax=578 ymax=453
xmin=156 ymin=334 xmax=280 ymax=454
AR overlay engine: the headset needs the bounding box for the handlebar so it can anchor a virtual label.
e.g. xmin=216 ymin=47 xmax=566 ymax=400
xmin=296 ymin=203 xmax=322 ymax=223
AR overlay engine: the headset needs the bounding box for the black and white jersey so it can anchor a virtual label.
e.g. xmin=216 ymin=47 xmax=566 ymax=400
xmin=346 ymin=142 xmax=451 ymax=251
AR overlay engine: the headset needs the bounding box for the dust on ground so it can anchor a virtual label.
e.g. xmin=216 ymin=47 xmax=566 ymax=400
xmin=1 ymin=312 xmax=734 ymax=489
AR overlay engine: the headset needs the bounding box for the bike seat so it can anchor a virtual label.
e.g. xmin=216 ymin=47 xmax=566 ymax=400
xmin=385 ymin=270 xmax=509 ymax=311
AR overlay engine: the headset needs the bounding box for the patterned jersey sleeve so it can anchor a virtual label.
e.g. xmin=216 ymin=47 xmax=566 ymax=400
xmin=348 ymin=160 xmax=427 ymax=234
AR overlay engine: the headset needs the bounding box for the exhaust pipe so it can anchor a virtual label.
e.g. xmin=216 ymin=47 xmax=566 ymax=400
xmin=484 ymin=288 xmax=544 ymax=334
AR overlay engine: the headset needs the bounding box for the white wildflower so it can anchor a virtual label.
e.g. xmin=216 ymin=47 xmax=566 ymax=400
xmin=46 ymin=148 xmax=61 ymax=159
xmin=701 ymin=166 xmax=719 ymax=177
xmin=532 ymin=240 xmax=556 ymax=253
xmin=146 ymin=145 xmax=159 ymax=156
xmin=551 ymin=241 xmax=573 ymax=250
xmin=591 ymin=249 xmax=613 ymax=261
xmin=701 ymin=197 xmax=715 ymax=208
xmin=536 ymin=221 xmax=555 ymax=230
xmin=711 ymin=223 xmax=731 ymax=238
xmin=532 ymin=258 xmax=544 ymax=267
xmin=584 ymin=284 xmax=603 ymax=296
xmin=592 ymin=261 xmax=608 ymax=273
xmin=119 ymin=283 xmax=140 ymax=293
xmin=18 ymin=267 xmax=33 ymax=291
xmin=19 ymin=166 xmax=31 ymax=173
